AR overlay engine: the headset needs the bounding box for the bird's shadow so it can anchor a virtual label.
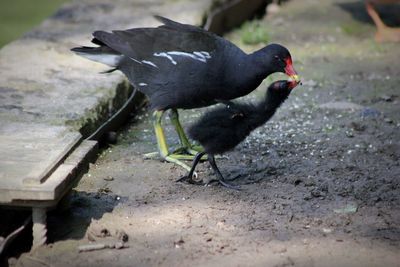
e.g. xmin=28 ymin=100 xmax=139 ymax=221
xmin=219 ymin=149 xmax=285 ymax=185
xmin=336 ymin=1 xmax=400 ymax=27
xmin=46 ymin=190 xmax=127 ymax=242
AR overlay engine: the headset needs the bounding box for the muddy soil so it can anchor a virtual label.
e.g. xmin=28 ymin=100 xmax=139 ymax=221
xmin=11 ymin=0 xmax=400 ymax=266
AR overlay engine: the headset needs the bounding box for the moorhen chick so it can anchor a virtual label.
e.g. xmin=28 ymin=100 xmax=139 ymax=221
xmin=178 ymin=79 xmax=299 ymax=189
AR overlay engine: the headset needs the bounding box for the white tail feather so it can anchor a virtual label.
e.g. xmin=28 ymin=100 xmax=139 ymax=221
xmin=75 ymin=52 xmax=122 ymax=67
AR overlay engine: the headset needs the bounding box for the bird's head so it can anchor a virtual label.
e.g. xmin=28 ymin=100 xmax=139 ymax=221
xmin=271 ymin=79 xmax=300 ymax=91
xmin=267 ymin=79 xmax=300 ymax=102
xmin=265 ymin=43 xmax=300 ymax=83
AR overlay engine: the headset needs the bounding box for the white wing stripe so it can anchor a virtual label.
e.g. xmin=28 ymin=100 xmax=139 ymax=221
xmin=153 ymin=51 xmax=211 ymax=65
xmin=141 ymin=60 xmax=158 ymax=68
xmin=154 ymin=52 xmax=177 ymax=65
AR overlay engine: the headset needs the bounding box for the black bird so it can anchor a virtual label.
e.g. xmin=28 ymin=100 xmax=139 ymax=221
xmin=71 ymin=16 xmax=300 ymax=171
xmin=178 ymin=80 xmax=299 ymax=189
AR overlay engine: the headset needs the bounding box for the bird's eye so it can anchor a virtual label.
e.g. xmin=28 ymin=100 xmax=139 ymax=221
xmin=274 ymin=55 xmax=281 ymax=61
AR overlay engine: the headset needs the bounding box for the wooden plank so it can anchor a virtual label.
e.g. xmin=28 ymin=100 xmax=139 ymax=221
xmin=22 ymin=132 xmax=82 ymax=185
xmin=0 ymin=140 xmax=98 ymax=205
xmin=0 ymin=124 xmax=82 ymax=186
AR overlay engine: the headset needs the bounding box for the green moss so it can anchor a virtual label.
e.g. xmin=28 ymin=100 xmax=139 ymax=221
xmin=340 ymin=21 xmax=369 ymax=37
xmin=240 ymin=20 xmax=269 ymax=45
xmin=65 ymin=80 xmax=135 ymax=137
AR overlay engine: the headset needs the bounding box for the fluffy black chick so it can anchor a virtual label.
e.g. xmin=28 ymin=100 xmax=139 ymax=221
xmin=178 ymin=80 xmax=299 ymax=189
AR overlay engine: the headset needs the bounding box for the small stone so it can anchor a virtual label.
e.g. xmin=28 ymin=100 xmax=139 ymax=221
xmin=322 ymin=228 xmax=333 ymax=234
xmin=89 ymin=224 xmax=111 ymax=238
xmin=345 ymin=131 xmax=354 ymax=138
xmin=104 ymin=176 xmax=114 ymax=181
xmin=174 ymin=238 xmax=185 ymax=248
xmin=98 ymin=187 xmax=112 ymax=194
xmin=87 ymin=231 xmax=96 ymax=241
xmin=116 ymin=229 xmax=129 ymax=243
xmin=380 ymin=95 xmax=393 ymax=102
xmin=384 ymin=118 xmax=393 ymax=124
xmin=272 ymin=245 xmax=287 ymax=254
xmin=311 ymin=189 xmax=324 ymax=198
xmin=350 ymin=122 xmax=366 ymax=132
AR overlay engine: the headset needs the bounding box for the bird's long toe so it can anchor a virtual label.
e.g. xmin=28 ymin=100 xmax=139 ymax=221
xmin=169 ymin=148 xmax=207 ymax=161
xmin=205 ymin=179 xmax=241 ymax=190
xmin=176 ymin=175 xmax=203 ymax=185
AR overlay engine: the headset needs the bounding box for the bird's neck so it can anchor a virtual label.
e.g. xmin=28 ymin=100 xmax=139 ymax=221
xmin=257 ymin=89 xmax=291 ymax=124
xmin=247 ymin=49 xmax=276 ymax=78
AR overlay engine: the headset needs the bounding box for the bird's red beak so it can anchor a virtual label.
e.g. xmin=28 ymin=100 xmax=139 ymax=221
xmin=284 ymin=57 xmax=300 ymax=83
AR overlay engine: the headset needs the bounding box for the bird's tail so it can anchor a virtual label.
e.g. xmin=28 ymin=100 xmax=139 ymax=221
xmin=71 ymin=44 xmax=122 ymax=70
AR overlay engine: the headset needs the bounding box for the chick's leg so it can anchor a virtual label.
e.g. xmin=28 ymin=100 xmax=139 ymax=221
xmin=176 ymin=151 xmax=205 ymax=185
xmin=206 ymin=155 xmax=241 ymax=190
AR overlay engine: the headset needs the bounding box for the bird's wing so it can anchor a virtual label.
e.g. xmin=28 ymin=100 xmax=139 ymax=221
xmin=90 ymin=17 xmax=246 ymax=110
xmin=218 ymin=101 xmax=248 ymax=120
xmin=92 ymin=17 xmax=224 ymax=61
xmin=154 ymin=15 xmax=205 ymax=33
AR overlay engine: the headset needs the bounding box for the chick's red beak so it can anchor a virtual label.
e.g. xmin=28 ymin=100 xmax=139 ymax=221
xmin=284 ymin=57 xmax=300 ymax=83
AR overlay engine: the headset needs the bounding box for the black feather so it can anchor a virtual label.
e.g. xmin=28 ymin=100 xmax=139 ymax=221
xmin=188 ymin=80 xmax=296 ymax=155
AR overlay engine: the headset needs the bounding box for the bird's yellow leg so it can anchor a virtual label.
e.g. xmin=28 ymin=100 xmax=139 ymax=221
xmin=153 ymin=110 xmax=168 ymax=156
xmin=169 ymin=109 xmax=206 ymax=158
xmin=147 ymin=110 xmax=193 ymax=172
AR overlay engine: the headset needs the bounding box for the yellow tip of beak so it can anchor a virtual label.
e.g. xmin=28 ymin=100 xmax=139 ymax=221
xmin=289 ymin=74 xmax=301 ymax=83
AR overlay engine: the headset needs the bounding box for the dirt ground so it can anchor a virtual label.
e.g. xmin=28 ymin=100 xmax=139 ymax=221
xmin=11 ymin=0 xmax=400 ymax=266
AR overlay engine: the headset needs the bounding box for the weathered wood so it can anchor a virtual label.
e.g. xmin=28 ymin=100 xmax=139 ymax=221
xmin=0 ymin=140 xmax=97 ymax=205
xmin=0 ymin=124 xmax=81 ymax=186
xmin=22 ymin=133 xmax=82 ymax=185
